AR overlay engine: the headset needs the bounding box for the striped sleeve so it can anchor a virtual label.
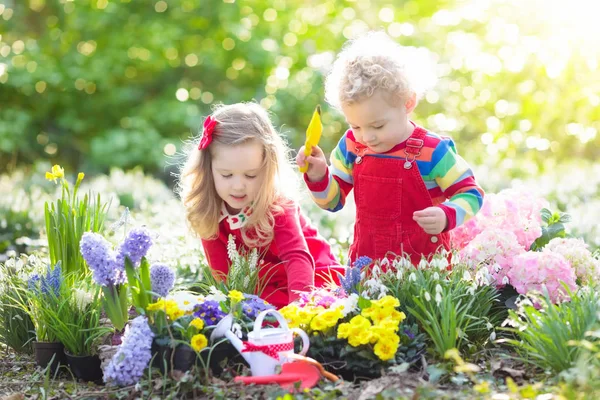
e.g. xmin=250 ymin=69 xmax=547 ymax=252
xmin=305 ymin=132 xmax=355 ymax=212
xmin=427 ymin=137 xmax=484 ymax=230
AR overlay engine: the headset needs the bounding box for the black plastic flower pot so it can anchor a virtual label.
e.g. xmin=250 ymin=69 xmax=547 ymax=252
xmin=173 ymin=345 xmax=197 ymax=371
xmin=198 ymin=341 xmax=248 ymax=376
xmin=34 ymin=341 xmax=66 ymax=371
xmin=65 ymin=352 xmax=103 ymax=382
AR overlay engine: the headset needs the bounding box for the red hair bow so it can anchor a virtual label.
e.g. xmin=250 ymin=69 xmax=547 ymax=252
xmin=198 ymin=115 xmax=218 ymax=150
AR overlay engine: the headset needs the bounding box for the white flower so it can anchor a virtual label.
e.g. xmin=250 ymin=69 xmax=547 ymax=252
xmin=205 ymin=286 xmax=227 ymax=303
xmin=409 ymin=272 xmax=417 ymax=282
xmin=433 ymin=272 xmax=440 ymax=281
xmin=424 ymin=291 xmax=431 ymax=301
xmin=226 ymin=235 xmax=239 ymax=263
xmin=462 ymin=270 xmax=472 ymax=281
xmin=395 ymin=269 xmax=404 ymax=280
xmin=490 ymin=331 xmax=497 ymax=341
xmin=418 ymin=259 xmax=429 ymax=270
xmin=435 ymin=284 xmax=443 ymax=294
xmin=435 ymin=292 xmax=442 ymax=305
xmin=248 ymin=250 xmax=258 ymax=271
xmin=168 ymin=291 xmax=203 ymax=312
xmin=331 ymin=294 xmax=359 ymax=317
xmin=377 ymin=285 xmax=388 ymax=298
xmin=232 ymin=323 xmax=243 ymax=338
xmin=431 ymin=257 xmax=448 ymax=270
xmin=74 ymin=289 xmax=93 ymax=310
xmin=502 ymin=276 xmax=510 ymax=285
xmin=372 ymin=264 xmax=381 ymax=277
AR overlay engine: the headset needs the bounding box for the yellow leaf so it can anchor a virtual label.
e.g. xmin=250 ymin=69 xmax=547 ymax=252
xmin=299 ymin=105 xmax=322 ymax=173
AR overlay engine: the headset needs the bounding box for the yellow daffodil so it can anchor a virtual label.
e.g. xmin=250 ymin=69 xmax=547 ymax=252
xmin=51 ymin=165 xmax=64 ymax=178
xmin=191 ymin=334 xmax=208 ymax=352
xmin=190 ymin=318 xmax=204 ymax=330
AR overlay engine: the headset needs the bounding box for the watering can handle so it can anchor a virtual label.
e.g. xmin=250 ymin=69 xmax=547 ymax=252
xmin=253 ymin=309 xmax=290 ymax=334
xmin=291 ymin=328 xmax=310 ymax=355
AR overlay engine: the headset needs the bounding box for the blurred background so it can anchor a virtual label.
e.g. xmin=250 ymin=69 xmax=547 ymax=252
xmin=1 ymin=0 xmax=600 ymax=258
xmin=1 ymin=0 xmax=599 ymax=178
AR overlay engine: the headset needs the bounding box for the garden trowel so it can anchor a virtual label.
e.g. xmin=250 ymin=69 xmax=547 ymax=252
xmin=299 ymin=105 xmax=323 ymax=173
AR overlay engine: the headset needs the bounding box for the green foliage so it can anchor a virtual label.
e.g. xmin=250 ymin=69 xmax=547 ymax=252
xmin=377 ymin=256 xmax=502 ymax=359
xmin=530 ymin=208 xmax=572 ymax=251
xmin=44 ymin=166 xmax=110 ymax=279
xmin=0 ymin=255 xmax=37 ymax=354
xmin=125 ymin=256 xmax=152 ymax=312
xmin=38 ymin=273 xmax=112 ymax=356
xmin=0 ymin=208 xmax=39 ymax=254
xmin=502 ymin=287 xmax=600 ymax=373
xmin=1 ymin=1 xmax=598 ymax=176
xmin=194 ymin=235 xmax=275 ymax=297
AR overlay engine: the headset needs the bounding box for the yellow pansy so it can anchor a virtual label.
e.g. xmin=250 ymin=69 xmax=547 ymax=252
xmin=190 ymin=318 xmax=204 ymax=330
xmin=191 ymin=334 xmax=208 ymax=351
xmin=228 ymin=290 xmax=244 ymax=302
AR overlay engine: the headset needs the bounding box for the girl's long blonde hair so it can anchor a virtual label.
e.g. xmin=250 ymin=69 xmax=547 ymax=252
xmin=177 ymin=102 xmax=298 ymax=248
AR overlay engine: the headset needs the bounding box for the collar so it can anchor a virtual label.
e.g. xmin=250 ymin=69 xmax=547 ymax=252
xmin=219 ymin=203 xmax=254 ymax=230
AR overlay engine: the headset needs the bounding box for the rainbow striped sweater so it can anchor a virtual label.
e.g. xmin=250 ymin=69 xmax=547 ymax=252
xmin=305 ymin=127 xmax=485 ymax=231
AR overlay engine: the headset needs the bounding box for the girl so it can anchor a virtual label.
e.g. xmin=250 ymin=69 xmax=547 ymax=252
xmin=297 ymin=32 xmax=485 ymax=266
xmin=178 ymin=102 xmax=343 ymax=308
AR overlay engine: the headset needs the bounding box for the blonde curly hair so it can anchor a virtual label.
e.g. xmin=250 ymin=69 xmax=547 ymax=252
xmin=176 ymin=102 xmax=298 ymax=248
xmin=325 ymin=31 xmax=437 ymax=109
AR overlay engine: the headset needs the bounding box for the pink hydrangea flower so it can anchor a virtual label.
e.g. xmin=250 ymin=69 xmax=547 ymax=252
xmin=451 ymin=189 xmax=547 ymax=251
xmin=544 ymin=237 xmax=600 ymax=285
xmin=458 ymin=229 xmax=525 ymax=287
xmin=507 ymin=250 xmax=577 ymax=303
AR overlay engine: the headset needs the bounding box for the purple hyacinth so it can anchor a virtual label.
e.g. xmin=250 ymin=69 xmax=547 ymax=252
xmin=117 ymin=227 xmax=152 ymax=268
xmin=193 ymin=300 xmax=226 ymax=326
xmin=241 ymin=294 xmax=275 ymax=319
xmin=353 ymin=256 xmax=373 ymax=270
xmin=339 ymin=256 xmax=372 ymax=295
xmin=27 ymin=263 xmax=62 ymax=298
xmin=103 ymin=316 xmax=154 ymax=386
xmin=41 ymin=263 xmax=62 ymax=297
xmin=150 ymin=263 xmax=175 ymax=298
xmin=80 ymin=232 xmax=123 ymax=286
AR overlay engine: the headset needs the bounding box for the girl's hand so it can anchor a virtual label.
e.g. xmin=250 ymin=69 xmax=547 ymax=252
xmin=413 ymin=207 xmax=447 ymax=234
xmin=296 ymin=145 xmax=328 ymax=182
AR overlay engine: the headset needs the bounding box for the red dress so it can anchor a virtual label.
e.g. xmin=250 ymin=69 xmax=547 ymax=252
xmin=350 ymin=127 xmax=451 ymax=266
xmin=201 ymin=204 xmax=343 ymax=308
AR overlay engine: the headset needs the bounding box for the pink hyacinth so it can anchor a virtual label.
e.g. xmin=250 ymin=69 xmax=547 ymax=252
xmin=451 ymin=189 xmax=547 ymax=251
xmin=507 ymin=250 xmax=577 ymax=303
xmin=458 ymin=229 xmax=525 ymax=287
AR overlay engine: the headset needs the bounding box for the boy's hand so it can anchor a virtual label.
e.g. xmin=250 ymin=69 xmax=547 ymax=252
xmin=413 ymin=207 xmax=447 ymax=235
xmin=296 ymin=145 xmax=328 ymax=182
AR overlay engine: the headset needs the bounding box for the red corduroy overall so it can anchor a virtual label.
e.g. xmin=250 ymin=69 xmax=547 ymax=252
xmin=348 ymin=127 xmax=451 ymax=266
